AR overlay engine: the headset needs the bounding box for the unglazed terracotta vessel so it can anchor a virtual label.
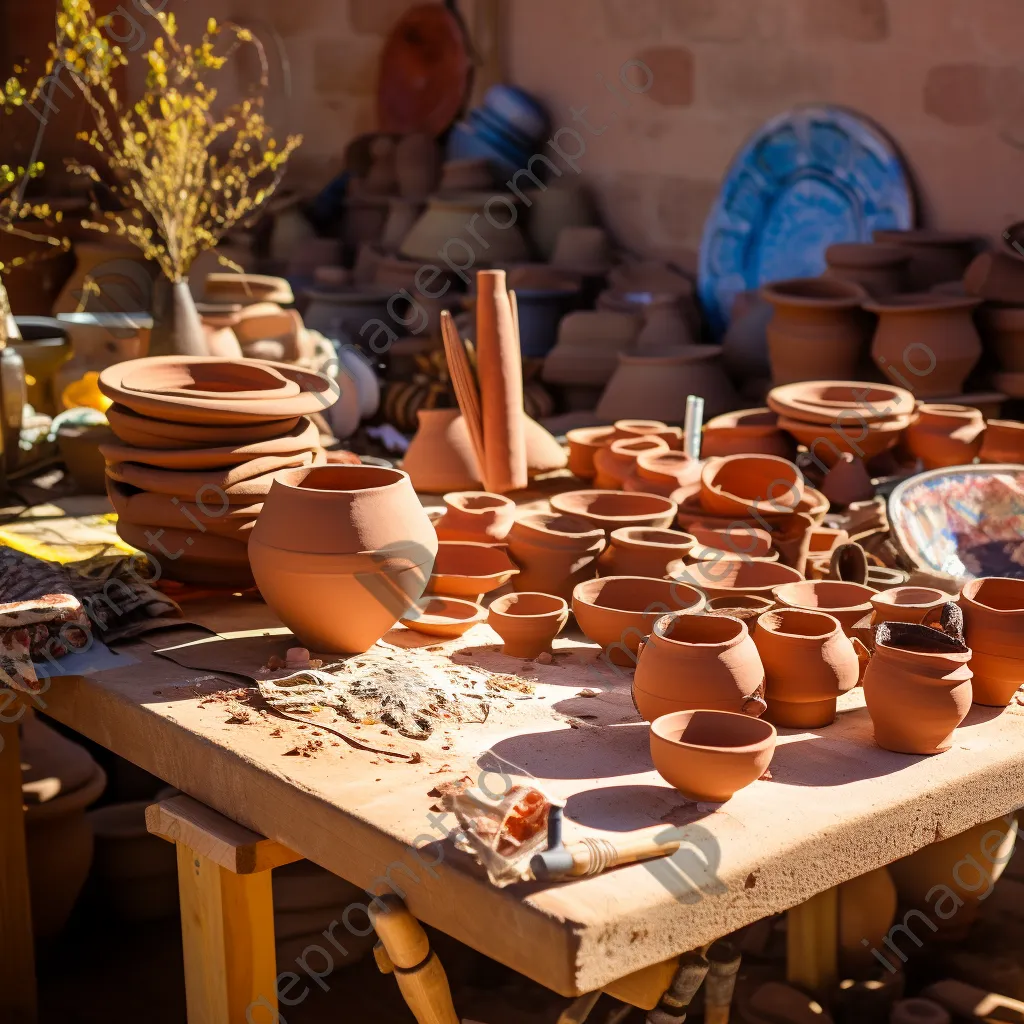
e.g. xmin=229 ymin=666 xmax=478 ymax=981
xmin=700 ymin=454 xmax=804 ymax=518
xmin=613 ymin=420 xmax=683 ymax=448
xmin=434 ymin=491 xmax=515 ymax=543
xmin=248 ymin=465 xmax=438 ymax=652
xmin=400 ymin=597 xmax=487 ymax=638
xmin=487 ymin=592 xmax=569 ymax=658
xmin=762 ymin=278 xmax=870 ymax=385
xmin=633 ymin=613 xmax=766 ymax=721
xmin=823 ymin=242 xmax=911 ymax=297
xmin=403 ymin=409 xmax=483 ymax=493
xmin=837 ymin=867 xmax=898 ymax=977
xmin=958 ymin=577 xmax=1024 ymax=706
xmin=705 ymin=595 xmax=775 ymax=633
xmin=873 ymin=229 xmax=979 ymax=290
xmin=623 ymin=450 xmax=700 ymax=497
xmin=566 ymin=425 xmax=616 ymax=479
xmin=979 ymin=420 xmax=1024 ymax=463
xmin=427 ymin=542 xmax=520 ymax=600
xmin=550 ymin=490 xmax=677 ymax=534
xmin=865 ymin=294 xmax=983 ymax=399
xmin=649 ymin=709 xmax=776 ymax=803
xmin=593 ymin=436 xmax=669 ymax=490
xmin=690 ymin=526 xmax=774 ymax=559
xmin=863 ymin=621 xmax=973 ymax=754
xmin=871 ymin=586 xmax=949 ymax=626
xmin=599 ymin=527 xmax=696 ymax=579
xmin=963 ymin=249 xmax=1024 ymax=304
xmin=507 ymin=512 xmax=606 ymax=601
xmin=983 ymin=305 xmax=1024 ymax=373
xmin=754 ymin=609 xmax=861 ymax=728
xmin=701 ymin=408 xmax=796 ymax=460
xmin=767 ymin=380 xmax=916 ymax=424
xmin=670 ymin=559 xmax=803 ymax=602
xmin=572 ymin=576 xmax=705 ymax=667
xmin=771 ymin=580 xmax=878 ymax=635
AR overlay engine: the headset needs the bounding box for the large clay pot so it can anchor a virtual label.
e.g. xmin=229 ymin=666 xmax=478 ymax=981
xmin=958 ymin=577 xmax=1024 ymax=706
xmin=649 ymin=709 xmax=776 ymax=802
xmin=249 ymin=465 xmax=438 ymax=652
xmin=872 ymin=229 xmax=979 ymax=290
xmin=403 ymin=409 xmax=482 ymax=493
xmin=771 ymin=580 xmax=878 ymax=636
xmin=824 ymin=243 xmax=911 ymax=298
xmin=865 ymin=294 xmax=983 ymax=398
xmin=599 ymin=527 xmax=696 ymax=579
xmin=754 ymin=609 xmax=861 ymax=728
xmin=979 ymin=419 xmax=1024 ymax=463
xmin=904 ymin=404 xmax=985 ymax=469
xmin=434 ymin=491 xmax=515 ymax=543
xmin=762 ymin=278 xmax=871 ymax=385
xmin=699 ymin=454 xmax=804 ymax=518
xmin=507 ymin=511 xmax=606 ymax=601
xmin=487 ymin=592 xmax=569 ymax=658
xmin=593 ymin=436 xmax=669 ymax=490
xmin=633 ymin=612 xmax=765 ymax=721
xmin=550 ymin=490 xmax=677 ymax=535
xmin=862 ymin=622 xmax=973 ymax=754
xmin=701 ymin=408 xmax=796 ymax=461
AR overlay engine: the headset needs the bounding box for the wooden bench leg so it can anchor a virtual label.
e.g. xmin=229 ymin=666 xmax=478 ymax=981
xmin=370 ymin=894 xmax=460 ymax=1024
xmin=0 ymin=717 xmax=37 ymax=1023
xmin=787 ymin=886 xmax=839 ymax=995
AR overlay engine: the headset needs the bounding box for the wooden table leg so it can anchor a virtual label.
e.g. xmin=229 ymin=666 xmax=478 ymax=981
xmin=369 ymin=894 xmax=460 ymax=1024
xmin=0 ymin=717 xmax=37 ymax=1023
xmin=787 ymin=886 xmax=839 ymax=995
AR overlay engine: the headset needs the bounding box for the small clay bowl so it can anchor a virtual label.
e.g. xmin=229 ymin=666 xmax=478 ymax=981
xmin=650 ymin=709 xmax=777 ymax=803
xmin=772 ymin=580 xmax=879 ymax=634
xmin=400 ymin=597 xmax=487 ymax=639
xmin=598 ymin=527 xmax=697 ymax=579
xmin=870 ymin=586 xmax=949 ymax=626
xmin=550 ymin=490 xmax=677 ymax=534
xmin=669 ymin=559 xmax=803 ymax=602
xmin=566 ymin=425 xmax=616 ymax=480
xmin=705 ymin=595 xmax=776 ymax=632
xmin=572 ymin=576 xmax=706 ymax=666
xmin=700 ymin=454 xmax=805 ymax=518
xmin=426 ymin=542 xmax=520 ymax=600
xmin=613 ymin=419 xmax=683 ymax=448
xmin=688 ymin=526 xmax=774 ymax=559
xmin=624 ymin=450 xmax=701 ymax=496
xmin=487 ymin=592 xmax=569 ymax=659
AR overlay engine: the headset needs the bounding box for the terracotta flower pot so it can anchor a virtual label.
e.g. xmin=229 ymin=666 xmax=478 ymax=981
xmin=958 ymin=577 xmax=1024 ymax=706
xmin=403 ymin=409 xmax=483 ymax=493
xmin=624 ymin=451 xmax=701 ymax=497
xmin=863 ymin=622 xmax=973 ymax=754
xmin=701 ymin=408 xmax=796 ymax=461
xmin=249 ymin=465 xmax=438 ymax=652
xmin=762 ymin=278 xmax=871 ymax=385
xmin=754 ymin=609 xmax=862 ymax=728
xmin=487 ymin=592 xmax=569 ymax=658
xmin=434 ymin=491 xmax=516 ymax=543
xmin=705 ymin=595 xmax=775 ymax=633
xmin=979 ymin=420 xmax=1024 ymax=464
xmin=566 ymin=425 xmax=616 ymax=479
xmin=872 ymin=229 xmax=979 ymax=290
xmin=400 ymin=596 xmax=487 ymax=639
xmin=572 ymin=576 xmax=706 ymax=668
xmin=824 ymin=243 xmax=911 ymax=297
xmin=671 ymin=558 xmax=803 ymax=602
xmin=599 ymin=527 xmax=696 ymax=579
xmin=427 ymin=541 xmax=520 ymax=600
xmin=963 ymin=249 xmax=1024 ymax=304
xmin=649 ymin=709 xmax=776 ymax=802
xmin=633 ymin=613 xmax=766 ymax=721
xmin=865 ymin=294 xmax=983 ymax=398
xmin=983 ymin=305 xmax=1024 ymax=372
xmin=593 ymin=436 xmax=669 ymax=490
xmin=771 ymin=580 xmax=878 ymax=635
xmin=107 ymin=479 xmax=259 ymax=539
xmin=507 ymin=512 xmax=606 ymax=601
xmin=699 ymin=454 xmax=804 ymax=518
xmin=549 ymin=490 xmax=677 ymax=535
xmin=871 ymin=586 xmax=949 ymax=626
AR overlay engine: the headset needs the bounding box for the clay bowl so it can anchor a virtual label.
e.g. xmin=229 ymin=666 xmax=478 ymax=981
xmin=487 ymin=592 xmax=570 ymax=659
xmin=566 ymin=425 xmax=616 ymax=480
xmin=688 ymin=526 xmax=774 ymax=559
xmin=701 ymin=408 xmax=796 ymax=460
xmin=550 ymin=490 xmax=677 ymax=535
xmin=870 ymin=586 xmax=949 ymax=625
xmin=624 ymin=450 xmax=702 ymax=497
xmin=767 ymin=381 xmax=916 ymax=425
xmin=776 ymin=414 xmax=912 ymax=468
xmin=426 ymin=542 xmax=520 ymax=600
xmin=400 ymin=596 xmax=487 ymax=638
xmin=650 ymin=710 xmax=777 ymax=803
xmin=599 ymin=527 xmax=697 ymax=579
xmin=674 ymin=484 xmax=829 ymax=529
xmin=613 ymin=420 xmax=680 ymax=446
xmin=120 ymin=358 xmax=300 ymax=401
xmin=572 ymin=576 xmax=706 ymax=667
xmin=772 ymin=580 xmax=879 ymax=634
xmin=705 ymin=595 xmax=776 ymax=633
xmin=106 ymin=404 xmax=303 ymax=450
xmin=700 ymin=454 xmax=805 ymax=518
xmin=669 ymin=559 xmax=804 ymax=602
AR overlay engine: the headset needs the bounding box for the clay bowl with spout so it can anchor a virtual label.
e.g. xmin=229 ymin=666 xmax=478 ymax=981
xmin=400 ymin=596 xmax=487 ymax=639
xmin=426 ymin=542 xmax=520 ymax=600
xmin=550 ymin=490 xmax=677 ymax=535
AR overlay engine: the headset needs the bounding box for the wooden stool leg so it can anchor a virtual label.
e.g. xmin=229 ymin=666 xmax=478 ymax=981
xmin=787 ymin=886 xmax=839 ymax=995
xmin=0 ymin=717 xmax=37 ymax=1023
xmin=370 ymin=894 xmax=460 ymax=1024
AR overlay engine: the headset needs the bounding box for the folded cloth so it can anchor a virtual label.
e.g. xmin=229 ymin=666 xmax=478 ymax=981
xmin=0 ymin=593 xmax=92 ymax=693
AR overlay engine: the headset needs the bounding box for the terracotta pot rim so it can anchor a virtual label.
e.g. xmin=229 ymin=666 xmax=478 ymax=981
xmin=982 ymin=419 xmax=1024 ymax=432
xmin=960 ymin=576 xmax=1024 ymax=612
xmin=573 ymin=575 xmax=704 ymax=612
xmin=651 ymin=709 xmax=777 ymax=751
xmin=706 ymin=595 xmax=776 ymax=612
xmin=672 ymin=559 xmax=804 ymax=590
xmin=915 ymin=403 xmax=984 ymax=417
xmin=25 ymin=762 xmax=108 ymax=821
xmin=513 ymin=511 xmax=606 ymax=540
xmin=617 ymin=346 xmax=721 ymax=366
xmin=551 ymin=490 xmax=677 ymax=522
xmin=863 ymin=294 xmax=982 ymax=314
xmin=273 ymin=464 xmax=410 ymax=495
xmin=652 ymin=611 xmax=748 ymax=646
xmin=757 ymin=608 xmax=844 ymax=639
xmin=871 ymin=587 xmax=948 ymax=608
xmin=768 ymin=381 xmax=916 ymax=423
xmin=488 ymin=592 xmax=569 ymax=618
xmin=608 ymin=436 xmax=671 ymax=457
xmin=443 ymin=490 xmax=516 ymax=512
xmin=566 ymin=425 xmax=617 ymax=447
xmin=609 ymin=527 xmax=695 ymax=549
xmin=615 ymin=419 xmax=671 ymax=434
xmin=773 ymin=580 xmax=878 ymax=611
xmin=761 ymin=277 xmax=868 ymax=307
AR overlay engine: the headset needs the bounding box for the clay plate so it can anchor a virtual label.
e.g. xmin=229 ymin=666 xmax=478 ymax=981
xmin=400 ymin=596 xmax=487 ymax=638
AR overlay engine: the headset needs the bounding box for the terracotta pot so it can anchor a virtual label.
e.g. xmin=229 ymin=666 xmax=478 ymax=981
xmin=871 ymin=586 xmax=949 ymax=626
xmin=821 ymin=453 xmax=876 ymax=507
xmin=772 ymin=580 xmax=878 ymax=635
xmin=806 ymin=526 xmax=849 ymax=558
xmin=633 ymin=613 xmax=765 ymax=721
xmin=777 ymin=413 xmax=910 ymax=468
xmin=401 ymin=195 xmax=529 ymax=264
xmin=963 ymin=250 xmax=1024 ymax=304
xmin=593 ymin=436 xmax=669 ymax=490
xmin=249 ymin=465 xmax=438 ymax=652
xmin=983 ymin=305 xmax=1024 ymax=372
xmin=427 ymin=541 xmax=519 ymax=599
xmin=873 ymin=229 xmax=979 ymax=290
xmin=824 ymin=243 xmax=912 ymax=297
xmin=572 ymin=576 xmax=706 ymax=668
xmin=597 ymin=347 xmax=739 ymax=423
xmin=613 ymin=420 xmax=685 ymax=449
xmin=434 ymin=491 xmax=516 ymax=543
xmin=507 ymin=511 xmax=606 ymax=601
xmin=623 ymin=450 xmax=702 ymax=497
xmin=116 ymin=518 xmax=253 ymax=581
xmin=106 ymin=404 xmax=301 ymax=450
xmin=649 ymin=709 xmax=776 ymax=802
xmin=863 ymin=622 xmax=973 ymax=754
xmin=700 ymin=454 xmax=804 ymax=518
xmin=705 ymin=594 xmax=775 ymax=633
xmin=767 ymin=511 xmax=815 ymax=575
xmin=599 ymin=527 xmax=696 ymax=579
xmin=701 ymin=408 xmax=796 ymax=461
xmin=754 ymin=609 xmax=861 ymax=727
xmin=958 ymin=577 xmax=1024 ymax=706
xmin=403 ymin=409 xmax=483 ymax=493
xmin=487 ymin=592 xmax=569 ymax=658
xmin=636 ymin=297 xmax=696 ymax=351
xmin=550 ymin=490 xmax=677 ymax=535
xmin=767 ymin=380 xmax=916 ymax=425
xmin=670 ymin=558 xmax=803 ymax=602
xmin=762 ymin=278 xmax=871 ymax=385
xmin=400 ymin=596 xmax=487 ymax=638
xmin=689 ymin=526 xmax=774 ymax=559
xmin=865 ymin=294 xmax=983 ymax=398
xmin=838 ymin=867 xmax=898 ymax=978
xmin=978 ymin=419 xmax=1024 ymax=463
xmin=542 ymin=312 xmax=640 ymax=387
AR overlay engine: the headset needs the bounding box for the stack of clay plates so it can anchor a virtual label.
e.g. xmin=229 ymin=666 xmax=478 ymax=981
xmin=99 ymin=356 xmax=338 ymax=587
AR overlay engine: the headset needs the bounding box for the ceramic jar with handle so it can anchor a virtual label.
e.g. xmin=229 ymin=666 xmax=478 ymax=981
xmin=958 ymin=577 xmax=1024 ymax=706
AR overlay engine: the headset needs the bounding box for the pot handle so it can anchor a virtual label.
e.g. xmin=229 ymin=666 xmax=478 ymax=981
xmin=741 ymin=690 xmax=768 ymax=718
xmin=850 ymin=636 xmax=872 ymax=685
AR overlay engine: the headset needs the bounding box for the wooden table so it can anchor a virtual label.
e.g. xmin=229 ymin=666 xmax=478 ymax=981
xmin=4 ymin=592 xmax=1024 ymax=1022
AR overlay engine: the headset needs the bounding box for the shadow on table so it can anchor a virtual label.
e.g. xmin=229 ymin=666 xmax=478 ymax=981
xmin=563 ymin=783 xmax=714 ymax=831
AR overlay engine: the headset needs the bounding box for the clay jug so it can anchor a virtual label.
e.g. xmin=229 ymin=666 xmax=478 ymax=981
xmin=598 ymin=527 xmax=696 ymax=579
xmin=824 ymin=243 xmax=911 ymax=297
xmin=979 ymin=419 xmax=1024 ymax=463
xmin=487 ymin=592 xmax=569 ymax=659
xmin=403 ymin=409 xmax=482 ymax=493
xmin=865 ymin=295 xmax=982 ymax=399
xmin=958 ymin=577 xmax=1024 ymax=706
xmin=434 ymin=491 xmax=516 ymax=543
xmin=862 ymin=620 xmax=973 ymax=754
xmin=506 ymin=512 xmax=606 ymax=601
xmin=248 ymin=465 xmax=438 ymax=653
xmin=632 ymin=613 xmax=766 ymax=723
xmin=593 ymin=435 xmax=669 ymax=490
xmin=904 ymin=404 xmax=985 ymax=469
xmin=754 ymin=609 xmax=862 ymax=728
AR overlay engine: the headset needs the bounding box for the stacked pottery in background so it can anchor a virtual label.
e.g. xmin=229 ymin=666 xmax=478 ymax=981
xmin=967 ymin=232 xmax=1024 ymax=398
xmin=99 ymin=356 xmax=339 ymax=587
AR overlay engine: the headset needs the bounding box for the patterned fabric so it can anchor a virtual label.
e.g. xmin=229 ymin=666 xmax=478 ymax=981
xmin=0 ymin=594 xmax=92 ymax=693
